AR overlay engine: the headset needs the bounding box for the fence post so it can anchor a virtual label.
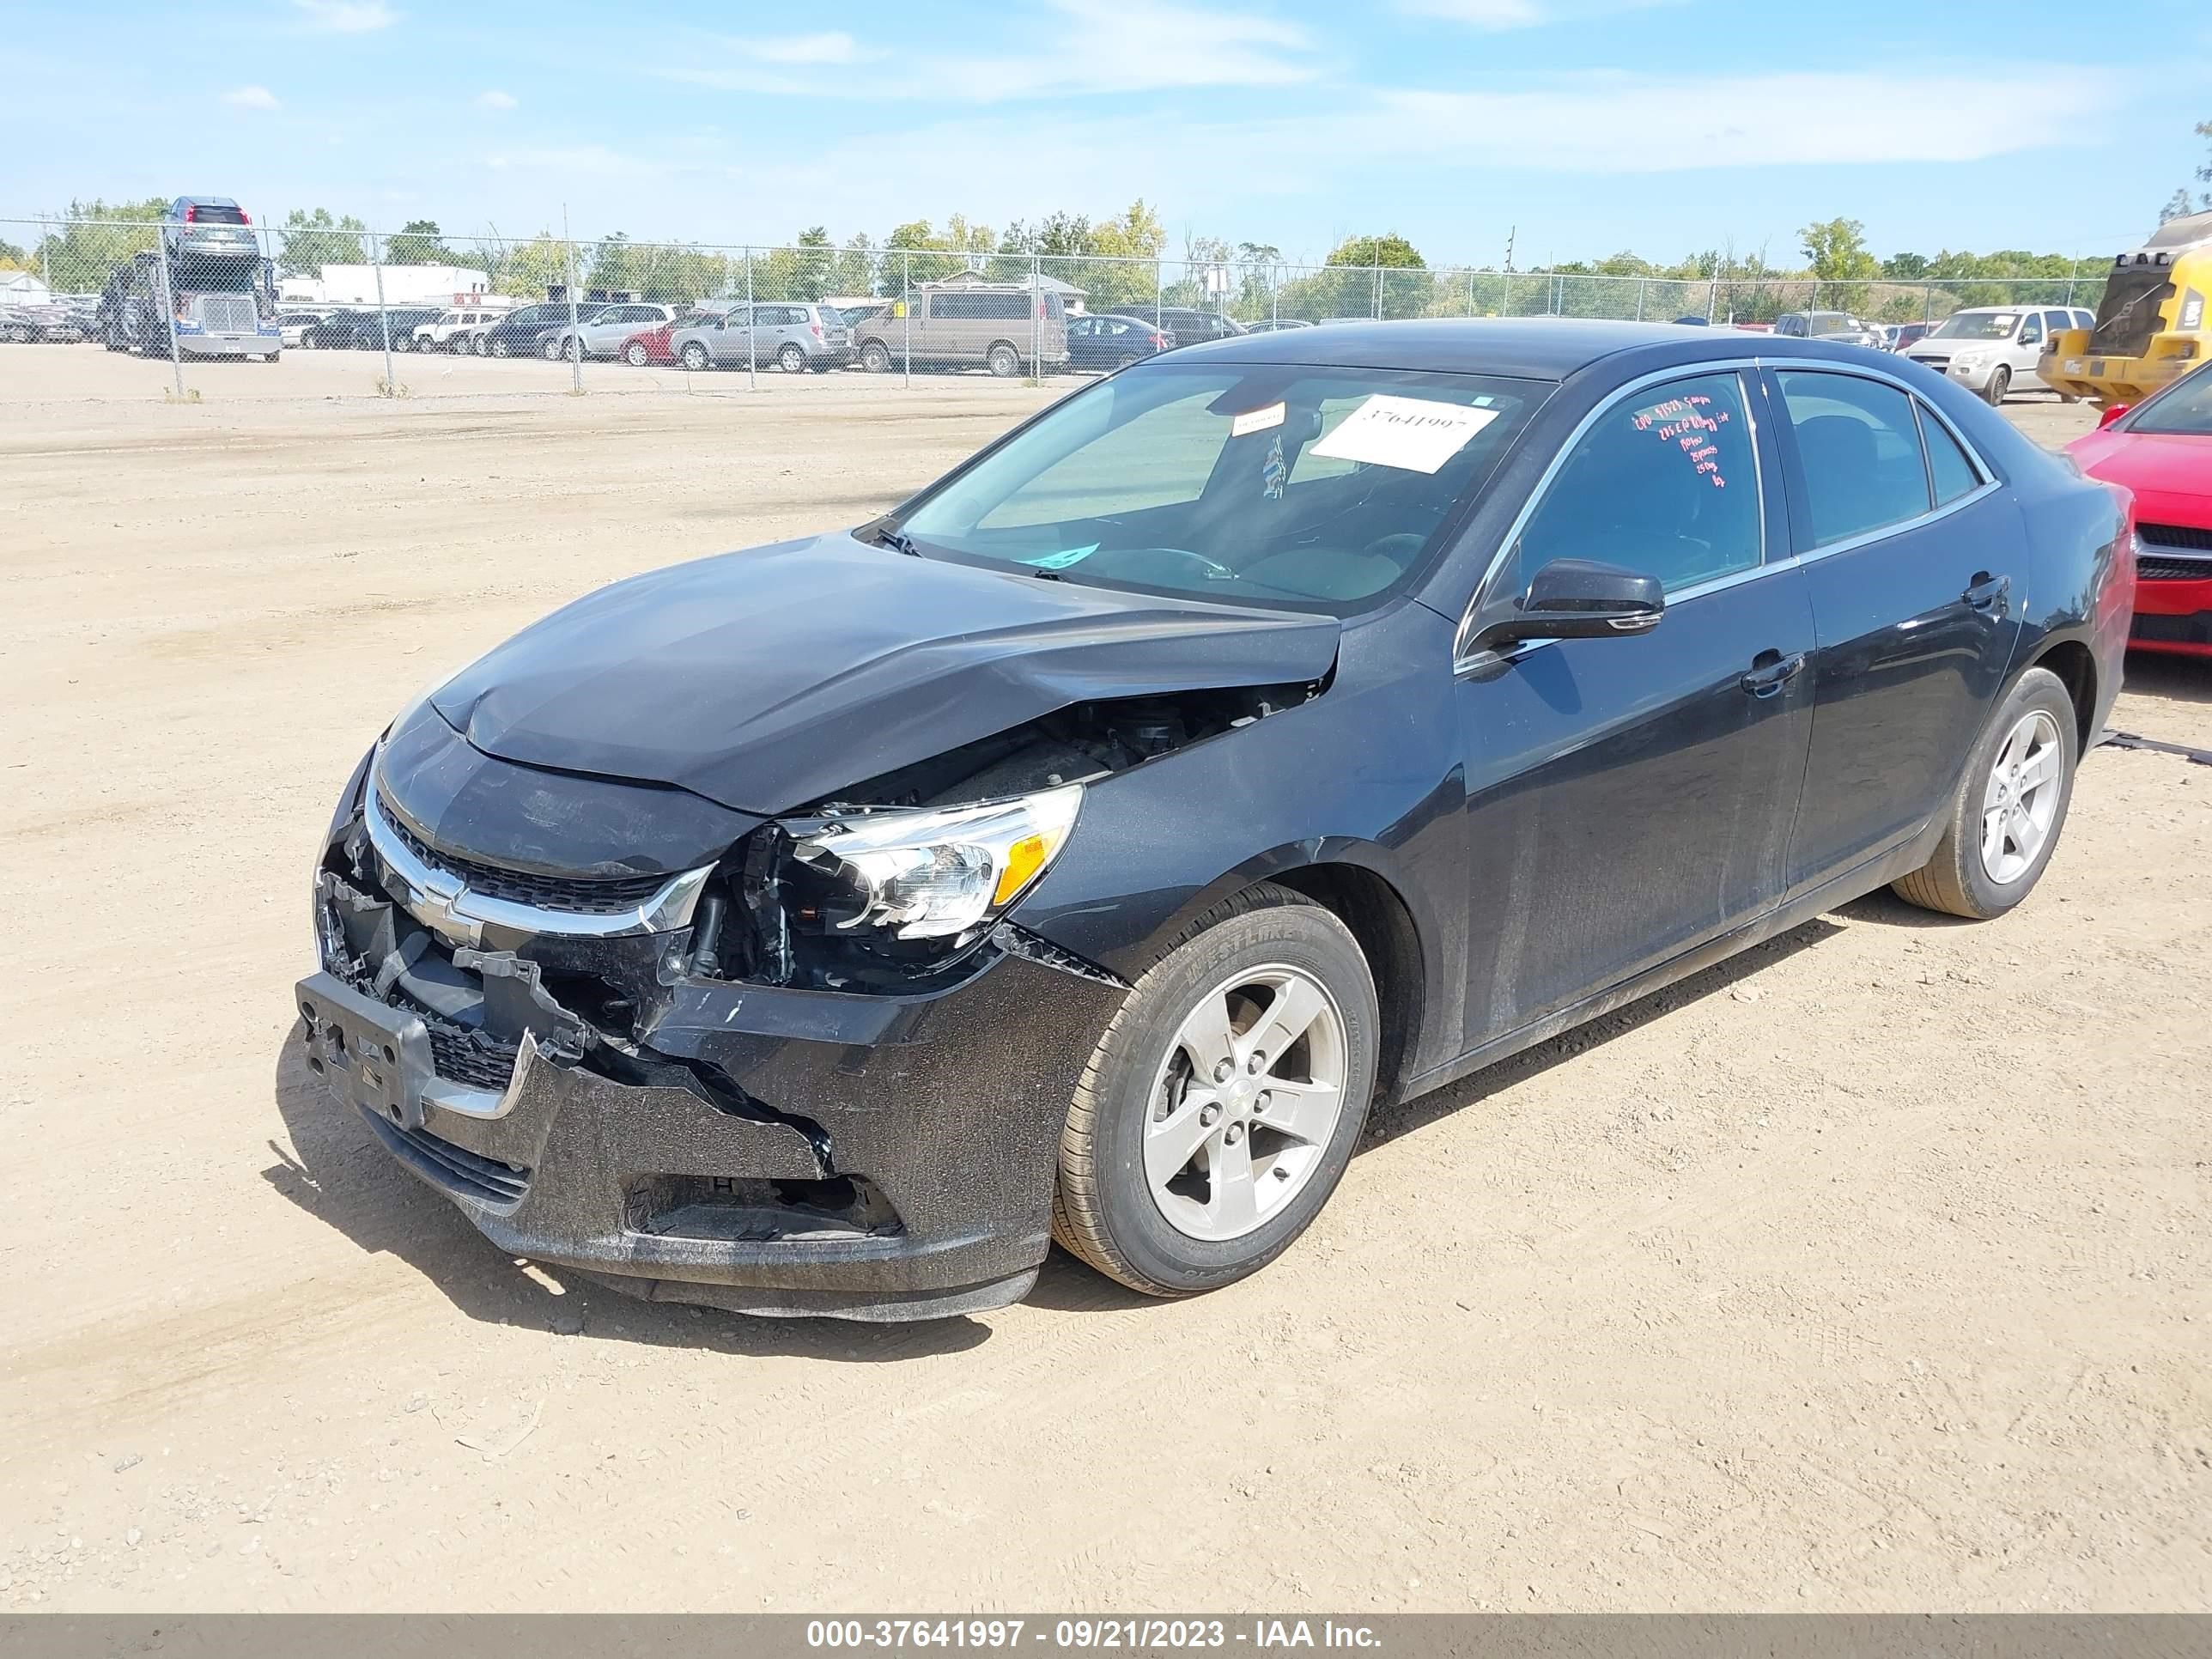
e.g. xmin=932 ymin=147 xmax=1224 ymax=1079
xmin=1030 ymin=252 xmax=1042 ymax=384
xmin=1635 ymin=277 xmax=1646 ymax=321
xmin=744 ymin=247 xmax=757 ymax=392
xmin=370 ymin=232 xmax=396 ymax=396
xmin=563 ymin=225 xmax=582 ymax=394
xmin=156 ymin=230 xmax=186 ymax=400
xmin=1371 ymin=263 xmax=1382 ymax=320
xmin=1272 ymin=264 xmax=1281 ymax=328
xmin=1705 ymin=277 xmax=1717 ymax=323
xmin=1154 ymin=259 xmax=1164 ymax=336
xmin=901 ymin=250 xmax=911 ymax=389
xmin=1921 ymin=283 xmax=1934 ymax=327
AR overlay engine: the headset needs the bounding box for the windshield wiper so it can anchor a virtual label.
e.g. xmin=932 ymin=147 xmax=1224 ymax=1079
xmin=858 ymin=517 xmax=921 ymax=556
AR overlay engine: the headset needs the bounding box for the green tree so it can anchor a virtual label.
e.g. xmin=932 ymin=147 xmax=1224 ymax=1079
xmin=2164 ymin=118 xmax=2211 ymax=219
xmin=28 ymin=197 xmax=169 ymax=292
xmin=1881 ymin=251 xmax=1932 ymax=279
xmin=276 ymin=207 xmax=367 ymax=276
xmin=385 ymin=218 xmax=456 ymax=264
xmin=0 ymin=236 xmax=28 ymax=272
xmin=884 ymin=216 xmax=994 ymax=287
xmin=1800 ymin=216 xmax=1878 ymax=313
xmin=1279 ymin=232 xmax=1428 ymax=320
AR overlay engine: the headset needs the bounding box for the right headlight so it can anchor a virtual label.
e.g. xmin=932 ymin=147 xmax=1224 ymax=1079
xmin=790 ymin=785 xmax=1083 ymax=941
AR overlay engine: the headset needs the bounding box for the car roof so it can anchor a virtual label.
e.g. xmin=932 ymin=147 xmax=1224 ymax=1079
xmin=172 ymin=195 xmax=241 ymax=209
xmin=1164 ymin=317 xmax=1769 ymax=381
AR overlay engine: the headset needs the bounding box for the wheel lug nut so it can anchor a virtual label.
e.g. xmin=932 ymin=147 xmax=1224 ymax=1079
xmin=1213 ymin=1060 xmax=1233 ymax=1084
xmin=1200 ymin=1104 xmax=1219 ymax=1127
xmin=1247 ymin=1052 xmax=1265 ymax=1074
xmin=1225 ymin=1123 xmax=1243 ymax=1145
xmin=1254 ymin=1092 xmax=1269 ymax=1113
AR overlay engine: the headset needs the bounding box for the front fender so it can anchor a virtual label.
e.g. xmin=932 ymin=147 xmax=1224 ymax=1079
xmin=1014 ymin=603 xmax=1469 ymax=1075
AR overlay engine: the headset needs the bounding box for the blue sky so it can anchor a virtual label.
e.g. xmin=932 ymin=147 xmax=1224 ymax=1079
xmin=2 ymin=0 xmax=2208 ymax=267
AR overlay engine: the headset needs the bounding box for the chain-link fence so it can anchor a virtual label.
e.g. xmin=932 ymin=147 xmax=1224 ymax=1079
xmin=0 ymin=213 xmax=2118 ymax=404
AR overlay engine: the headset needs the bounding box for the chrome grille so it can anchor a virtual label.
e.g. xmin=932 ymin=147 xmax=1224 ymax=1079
xmin=200 ymin=294 xmax=257 ymax=332
xmin=376 ymin=791 xmax=672 ymax=915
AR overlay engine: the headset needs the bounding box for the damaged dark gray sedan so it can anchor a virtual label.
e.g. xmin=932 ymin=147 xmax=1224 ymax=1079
xmin=301 ymin=320 xmax=2132 ymax=1320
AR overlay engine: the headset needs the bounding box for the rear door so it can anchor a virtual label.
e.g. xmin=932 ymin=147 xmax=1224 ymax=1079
xmin=1456 ymin=367 xmax=1819 ymax=1041
xmin=1770 ymin=367 xmax=2023 ymax=896
xmin=2011 ymin=311 xmax=2045 ymax=385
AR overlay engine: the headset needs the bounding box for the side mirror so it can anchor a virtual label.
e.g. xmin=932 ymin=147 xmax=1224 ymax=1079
xmin=2097 ymin=403 xmax=2131 ymax=429
xmin=1468 ymin=558 xmax=1666 ymax=654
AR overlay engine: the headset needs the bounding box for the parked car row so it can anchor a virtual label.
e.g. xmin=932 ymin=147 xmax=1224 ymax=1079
xmin=0 ymin=302 xmax=91 ymax=343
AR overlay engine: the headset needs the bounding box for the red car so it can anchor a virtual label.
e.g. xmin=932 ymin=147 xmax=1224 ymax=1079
xmin=616 ymin=320 xmax=681 ymax=367
xmin=2069 ymin=366 xmax=2212 ymax=659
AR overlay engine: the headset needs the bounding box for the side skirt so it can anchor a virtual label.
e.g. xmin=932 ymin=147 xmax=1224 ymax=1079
xmin=1391 ymin=821 xmax=1942 ymax=1109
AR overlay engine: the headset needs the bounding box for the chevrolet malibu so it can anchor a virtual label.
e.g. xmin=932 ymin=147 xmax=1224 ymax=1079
xmin=298 ymin=320 xmax=2133 ymax=1321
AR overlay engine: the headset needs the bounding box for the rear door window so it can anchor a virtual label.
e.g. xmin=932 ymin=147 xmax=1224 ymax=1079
xmin=1776 ymin=370 xmax=1931 ymax=546
xmin=1916 ymin=404 xmax=1982 ymax=506
xmin=1513 ymin=371 xmax=1762 ymax=593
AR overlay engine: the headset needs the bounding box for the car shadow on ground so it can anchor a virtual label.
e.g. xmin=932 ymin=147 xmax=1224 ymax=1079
xmin=267 ymin=911 xmax=1863 ymax=1341
xmin=1365 ymin=914 xmax=1847 ymax=1147
xmin=2118 ymin=651 xmax=2212 ymax=708
xmin=264 ymin=1034 xmax=992 ymax=1361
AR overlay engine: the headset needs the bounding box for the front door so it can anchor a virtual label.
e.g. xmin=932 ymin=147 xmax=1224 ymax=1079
xmin=1767 ymin=368 xmax=2024 ymax=895
xmin=1457 ymin=368 xmax=1818 ymax=1043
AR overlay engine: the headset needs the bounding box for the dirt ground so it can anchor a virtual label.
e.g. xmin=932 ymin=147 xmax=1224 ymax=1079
xmin=2 ymin=347 xmax=2206 ymax=1613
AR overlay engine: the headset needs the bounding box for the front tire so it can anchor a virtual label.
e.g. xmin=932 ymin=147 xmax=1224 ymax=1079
xmin=624 ymin=341 xmax=649 ymax=368
xmin=1984 ymin=365 xmax=2011 ymax=406
xmin=860 ymin=339 xmax=891 ymax=374
xmin=541 ymin=335 xmax=563 ymax=361
xmin=987 ymin=342 xmax=1021 ymax=378
xmin=1892 ymin=665 xmax=2077 ymax=920
xmin=681 ymin=341 xmax=711 ymax=371
xmin=1052 ymin=883 xmax=1379 ymax=1297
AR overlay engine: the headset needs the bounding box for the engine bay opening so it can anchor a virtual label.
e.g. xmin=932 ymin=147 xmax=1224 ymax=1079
xmin=699 ymin=681 xmax=1322 ymax=993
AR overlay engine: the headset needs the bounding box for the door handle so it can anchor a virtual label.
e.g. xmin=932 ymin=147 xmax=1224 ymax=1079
xmin=1739 ymin=649 xmax=1808 ymax=698
xmin=1964 ymin=572 xmax=2011 ymax=612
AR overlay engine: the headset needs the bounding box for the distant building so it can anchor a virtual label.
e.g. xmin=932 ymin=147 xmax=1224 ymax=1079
xmin=278 ymin=264 xmax=494 ymax=307
xmin=1 ymin=270 xmax=54 ymax=307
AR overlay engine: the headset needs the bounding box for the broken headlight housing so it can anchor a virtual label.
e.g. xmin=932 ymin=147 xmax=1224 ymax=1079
xmin=791 ymin=785 xmax=1083 ymax=941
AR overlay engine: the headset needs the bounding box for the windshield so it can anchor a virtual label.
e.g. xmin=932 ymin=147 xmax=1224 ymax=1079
xmin=1929 ymin=312 xmax=2020 ymax=341
xmin=2127 ymin=364 xmax=2212 ymax=435
xmin=896 ymin=362 xmax=1541 ymax=611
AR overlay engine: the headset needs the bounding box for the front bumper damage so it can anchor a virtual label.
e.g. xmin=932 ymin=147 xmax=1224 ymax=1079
xmin=297 ymin=762 xmax=1127 ymax=1321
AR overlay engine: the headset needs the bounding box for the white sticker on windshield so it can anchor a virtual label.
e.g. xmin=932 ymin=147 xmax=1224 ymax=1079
xmin=1990 ymin=314 xmax=2017 ymax=329
xmin=1309 ymin=396 xmax=1500 ymax=475
xmin=1230 ymin=401 xmax=1285 ymax=438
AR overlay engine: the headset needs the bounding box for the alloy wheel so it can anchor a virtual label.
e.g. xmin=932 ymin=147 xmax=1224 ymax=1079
xmin=1143 ymin=964 xmax=1349 ymax=1243
xmin=1980 ymin=709 xmax=2063 ymax=884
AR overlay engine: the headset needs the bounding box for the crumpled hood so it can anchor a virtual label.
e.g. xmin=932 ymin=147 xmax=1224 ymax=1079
xmin=432 ymin=532 xmax=1342 ymax=815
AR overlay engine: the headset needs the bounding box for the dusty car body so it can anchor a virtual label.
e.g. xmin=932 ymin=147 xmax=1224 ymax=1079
xmin=299 ymin=319 xmax=2132 ymax=1321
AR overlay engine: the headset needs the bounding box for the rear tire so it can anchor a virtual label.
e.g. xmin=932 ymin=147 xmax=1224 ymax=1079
xmin=1983 ymin=365 xmax=2011 ymax=406
xmin=1052 ymin=882 xmax=1379 ymax=1298
xmin=623 ymin=341 xmax=649 ymax=368
xmin=777 ymin=343 xmax=805 ymax=373
xmin=988 ymin=342 xmax=1021 ymax=378
xmin=541 ymin=335 xmax=563 ymax=361
xmin=1891 ymin=665 xmax=2077 ymax=921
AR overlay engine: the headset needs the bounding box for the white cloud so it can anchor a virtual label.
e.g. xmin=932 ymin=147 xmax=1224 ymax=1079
xmin=661 ymin=0 xmax=1314 ymax=102
xmin=750 ymin=32 xmax=860 ymax=65
xmin=1362 ymin=71 xmax=2097 ymax=171
xmin=222 ymin=85 xmax=281 ymax=110
xmin=290 ymin=0 xmax=398 ymax=32
xmin=1400 ymin=0 xmax=1547 ymax=26
xmin=477 ymin=88 xmax=518 ymax=111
